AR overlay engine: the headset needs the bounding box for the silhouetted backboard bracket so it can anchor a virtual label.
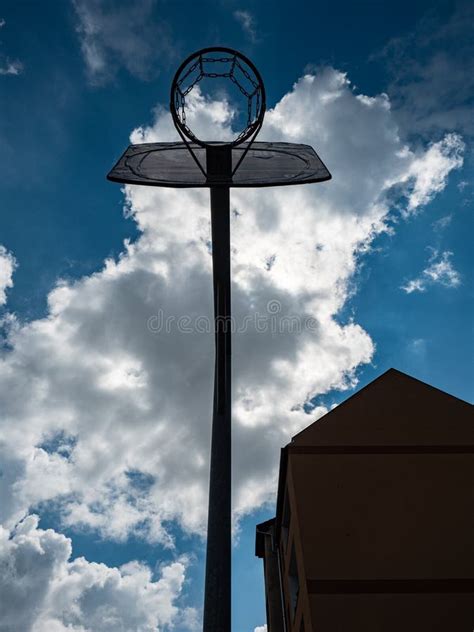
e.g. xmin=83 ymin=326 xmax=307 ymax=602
xmin=107 ymin=141 xmax=331 ymax=189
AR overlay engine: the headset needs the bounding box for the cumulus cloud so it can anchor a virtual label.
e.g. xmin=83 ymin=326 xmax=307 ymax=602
xmin=254 ymin=626 xmax=267 ymax=632
xmin=0 ymin=514 xmax=191 ymax=631
xmin=72 ymin=0 xmax=173 ymax=85
xmin=234 ymin=10 xmax=258 ymax=43
xmin=0 ymin=245 xmax=16 ymax=306
xmin=401 ymin=249 xmax=461 ymax=293
xmin=0 ymin=68 xmax=463 ymax=554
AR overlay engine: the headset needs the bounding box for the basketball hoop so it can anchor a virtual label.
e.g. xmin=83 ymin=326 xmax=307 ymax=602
xmin=107 ymin=47 xmax=331 ymax=632
xmin=170 ymin=46 xmax=266 ymax=148
xmin=170 ymin=47 xmax=266 ymax=179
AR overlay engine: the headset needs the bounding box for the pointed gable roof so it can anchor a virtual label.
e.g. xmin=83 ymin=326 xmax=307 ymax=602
xmin=292 ymin=369 xmax=473 ymax=447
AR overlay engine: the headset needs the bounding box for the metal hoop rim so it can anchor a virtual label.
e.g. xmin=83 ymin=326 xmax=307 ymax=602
xmin=170 ymin=46 xmax=266 ymax=149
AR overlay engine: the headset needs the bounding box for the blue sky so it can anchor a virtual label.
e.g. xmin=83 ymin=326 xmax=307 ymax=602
xmin=0 ymin=1 xmax=472 ymax=631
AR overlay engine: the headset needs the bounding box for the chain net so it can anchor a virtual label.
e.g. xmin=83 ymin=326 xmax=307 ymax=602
xmin=173 ymin=53 xmax=264 ymax=146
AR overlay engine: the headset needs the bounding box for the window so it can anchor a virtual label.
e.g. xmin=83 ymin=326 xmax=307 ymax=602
xmin=288 ymin=544 xmax=299 ymax=621
xmin=281 ymin=488 xmax=291 ymax=551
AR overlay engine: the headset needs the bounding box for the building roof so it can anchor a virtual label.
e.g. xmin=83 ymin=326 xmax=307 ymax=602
xmin=255 ymin=517 xmax=276 ymax=558
xmin=291 ymin=368 xmax=473 ymax=447
xmin=271 ymin=368 xmax=473 ymax=543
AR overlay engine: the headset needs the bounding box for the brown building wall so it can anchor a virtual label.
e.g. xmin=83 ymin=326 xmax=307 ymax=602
xmin=257 ymin=370 xmax=474 ymax=632
xmin=308 ymin=594 xmax=474 ymax=631
xmin=290 ymin=452 xmax=474 ymax=580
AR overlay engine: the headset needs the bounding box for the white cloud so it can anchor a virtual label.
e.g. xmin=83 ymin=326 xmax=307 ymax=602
xmin=401 ymin=278 xmax=425 ymax=294
xmin=0 ymin=68 xmax=463 ymax=552
xmin=432 ymin=214 xmax=452 ymax=231
xmin=234 ymin=10 xmax=258 ymax=42
xmin=0 ymin=514 xmax=192 ymax=632
xmin=401 ymin=249 xmax=461 ymax=293
xmin=254 ymin=626 xmax=267 ymax=632
xmin=0 ymin=19 xmax=23 ymax=76
xmin=0 ymin=59 xmax=23 ymax=75
xmin=0 ymin=245 xmax=16 ymax=306
xmin=72 ymin=0 xmax=173 ymax=85
xmin=402 ymin=134 xmax=464 ymax=212
xmin=408 ymin=338 xmax=427 ymax=358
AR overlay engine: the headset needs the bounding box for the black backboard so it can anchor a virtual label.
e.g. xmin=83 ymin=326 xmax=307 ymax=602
xmin=107 ymin=141 xmax=331 ymax=188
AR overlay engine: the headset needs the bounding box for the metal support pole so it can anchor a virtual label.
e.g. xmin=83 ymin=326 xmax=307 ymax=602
xmin=203 ymin=146 xmax=232 ymax=632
